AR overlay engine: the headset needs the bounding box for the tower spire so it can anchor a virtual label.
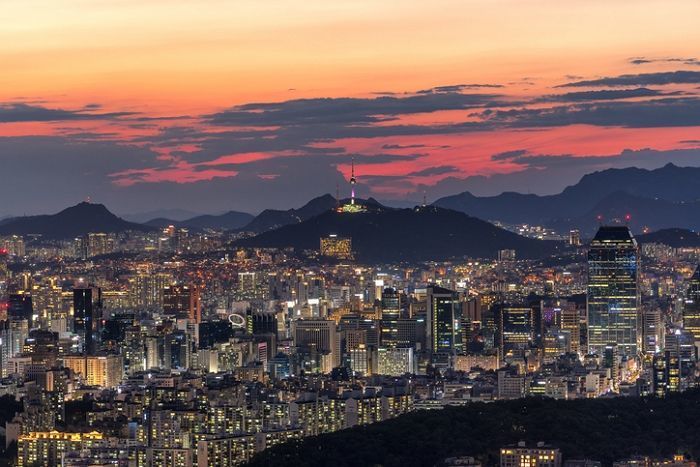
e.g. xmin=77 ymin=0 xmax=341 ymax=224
xmin=350 ymin=157 xmax=356 ymax=205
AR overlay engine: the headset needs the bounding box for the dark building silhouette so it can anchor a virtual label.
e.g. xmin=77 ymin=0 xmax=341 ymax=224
xmin=73 ymin=287 xmax=102 ymax=355
xmin=8 ymin=293 xmax=33 ymax=326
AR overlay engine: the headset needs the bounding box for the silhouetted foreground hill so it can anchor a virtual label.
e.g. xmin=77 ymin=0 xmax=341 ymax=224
xmin=435 ymin=164 xmax=700 ymax=233
xmin=248 ymin=391 xmax=700 ymax=467
xmin=234 ymin=205 xmax=561 ymax=262
xmin=0 ymin=202 xmax=154 ymax=239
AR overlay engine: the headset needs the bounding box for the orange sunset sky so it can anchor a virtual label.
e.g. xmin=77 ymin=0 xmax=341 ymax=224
xmin=2 ymin=0 xmax=700 ymax=215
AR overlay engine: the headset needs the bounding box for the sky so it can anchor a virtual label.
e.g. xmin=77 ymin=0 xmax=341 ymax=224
xmin=2 ymin=0 xmax=700 ymax=217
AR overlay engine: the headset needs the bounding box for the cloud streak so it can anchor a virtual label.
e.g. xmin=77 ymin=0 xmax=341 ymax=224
xmin=559 ymin=70 xmax=700 ymax=87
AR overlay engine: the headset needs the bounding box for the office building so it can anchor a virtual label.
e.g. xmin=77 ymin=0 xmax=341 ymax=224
xmin=496 ymin=305 xmax=534 ymax=358
xmin=73 ymin=287 xmax=102 ymax=355
xmin=380 ymin=288 xmax=401 ymax=347
xmin=426 ymin=286 xmax=461 ymax=358
xmin=683 ymin=266 xmax=700 ymax=342
xmin=587 ymin=226 xmax=640 ymax=357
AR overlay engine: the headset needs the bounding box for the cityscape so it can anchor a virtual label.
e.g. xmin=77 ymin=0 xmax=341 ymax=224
xmin=3 ymin=1 xmax=700 ymax=466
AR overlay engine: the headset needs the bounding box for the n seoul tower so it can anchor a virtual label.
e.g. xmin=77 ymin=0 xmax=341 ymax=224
xmin=350 ymin=157 xmax=357 ymax=205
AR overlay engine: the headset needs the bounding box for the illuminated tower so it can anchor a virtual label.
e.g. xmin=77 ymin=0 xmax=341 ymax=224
xmin=74 ymin=287 xmax=102 ymax=355
xmin=426 ymin=286 xmax=461 ymax=358
xmin=350 ymin=158 xmax=357 ymax=205
xmin=380 ymin=288 xmax=401 ymax=347
xmin=683 ymin=265 xmax=700 ymax=342
xmin=587 ymin=226 xmax=640 ymax=357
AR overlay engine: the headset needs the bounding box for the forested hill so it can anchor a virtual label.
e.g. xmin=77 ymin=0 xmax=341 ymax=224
xmin=247 ymin=390 xmax=700 ymax=467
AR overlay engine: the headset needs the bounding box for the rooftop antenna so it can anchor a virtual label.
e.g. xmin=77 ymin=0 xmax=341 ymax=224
xmin=422 ymin=191 xmax=427 ymax=207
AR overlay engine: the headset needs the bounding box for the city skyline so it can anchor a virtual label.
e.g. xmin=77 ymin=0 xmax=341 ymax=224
xmin=3 ymin=1 xmax=700 ymax=215
xmin=4 ymin=4 xmax=700 ymax=465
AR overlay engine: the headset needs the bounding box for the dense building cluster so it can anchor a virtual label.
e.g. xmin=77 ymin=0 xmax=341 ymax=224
xmin=1 ymin=221 xmax=700 ymax=466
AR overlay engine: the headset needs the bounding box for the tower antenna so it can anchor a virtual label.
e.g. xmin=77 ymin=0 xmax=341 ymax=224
xmin=350 ymin=157 xmax=356 ymax=205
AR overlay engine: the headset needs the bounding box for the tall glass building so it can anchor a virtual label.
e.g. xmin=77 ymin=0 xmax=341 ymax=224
xmin=426 ymin=286 xmax=462 ymax=357
xmin=380 ymin=288 xmax=401 ymax=348
xmin=587 ymin=226 xmax=640 ymax=357
xmin=683 ymin=266 xmax=700 ymax=342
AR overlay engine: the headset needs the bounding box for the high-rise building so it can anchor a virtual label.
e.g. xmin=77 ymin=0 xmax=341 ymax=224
xmin=377 ymin=347 xmax=414 ymax=376
xmin=17 ymin=431 xmax=104 ymax=467
xmin=587 ymin=226 xmax=640 ymax=357
xmin=86 ymin=233 xmax=111 ymax=257
xmin=0 ymin=249 xmax=8 ymax=284
xmin=641 ymin=307 xmax=664 ymax=356
xmin=683 ymin=265 xmax=700 ymax=342
xmin=132 ymin=270 xmax=173 ymax=310
xmin=7 ymin=293 xmax=33 ymax=325
xmin=73 ymin=288 xmax=102 ymax=355
xmin=62 ymin=354 xmax=124 ymax=388
xmin=380 ymin=288 xmax=400 ymax=347
xmin=163 ymin=284 xmax=201 ymax=321
xmin=559 ymin=300 xmax=581 ymax=354
xmin=2 ymin=235 xmax=25 ymax=257
xmin=495 ymin=305 xmax=534 ymax=358
xmin=293 ymin=319 xmax=339 ymax=368
xmin=653 ymin=350 xmax=680 ymax=397
xmin=426 ymin=286 xmax=461 ymax=357
xmin=569 ymin=229 xmax=581 ymax=247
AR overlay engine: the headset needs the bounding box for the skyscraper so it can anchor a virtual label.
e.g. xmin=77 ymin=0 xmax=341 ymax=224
xmin=163 ymin=284 xmax=201 ymax=321
xmin=7 ymin=293 xmax=33 ymax=326
xmin=380 ymin=288 xmax=400 ymax=347
xmin=495 ymin=305 xmax=534 ymax=358
xmin=683 ymin=265 xmax=700 ymax=343
xmin=426 ymin=286 xmax=461 ymax=358
xmin=73 ymin=288 xmax=102 ymax=355
xmin=587 ymin=226 xmax=640 ymax=357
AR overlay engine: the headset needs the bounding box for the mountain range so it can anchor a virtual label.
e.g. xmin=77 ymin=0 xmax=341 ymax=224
xmin=239 ymin=194 xmax=383 ymax=233
xmin=145 ymin=210 xmax=254 ymax=231
xmin=2 ymin=164 xmax=700 ymax=257
xmin=434 ymin=163 xmax=700 ymax=234
xmin=636 ymin=228 xmax=700 ymax=248
xmin=234 ymin=205 xmax=561 ymax=262
xmin=0 ymin=202 xmax=154 ymax=239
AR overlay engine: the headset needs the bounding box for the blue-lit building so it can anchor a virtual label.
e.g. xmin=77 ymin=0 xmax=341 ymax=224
xmin=587 ymin=226 xmax=640 ymax=357
xmin=426 ymin=286 xmax=462 ymax=360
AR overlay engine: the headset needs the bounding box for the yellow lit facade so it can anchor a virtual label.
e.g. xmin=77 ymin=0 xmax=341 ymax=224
xmin=320 ymin=235 xmax=353 ymax=260
xmin=17 ymin=431 xmax=104 ymax=467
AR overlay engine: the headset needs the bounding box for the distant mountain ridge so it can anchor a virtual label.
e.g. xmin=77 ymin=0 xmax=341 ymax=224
xmin=434 ymin=163 xmax=700 ymax=233
xmin=145 ymin=210 xmax=254 ymax=230
xmin=637 ymin=228 xmax=700 ymax=248
xmin=239 ymin=194 xmax=384 ymax=233
xmin=0 ymin=202 xmax=155 ymax=239
xmin=234 ymin=205 xmax=561 ymax=262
